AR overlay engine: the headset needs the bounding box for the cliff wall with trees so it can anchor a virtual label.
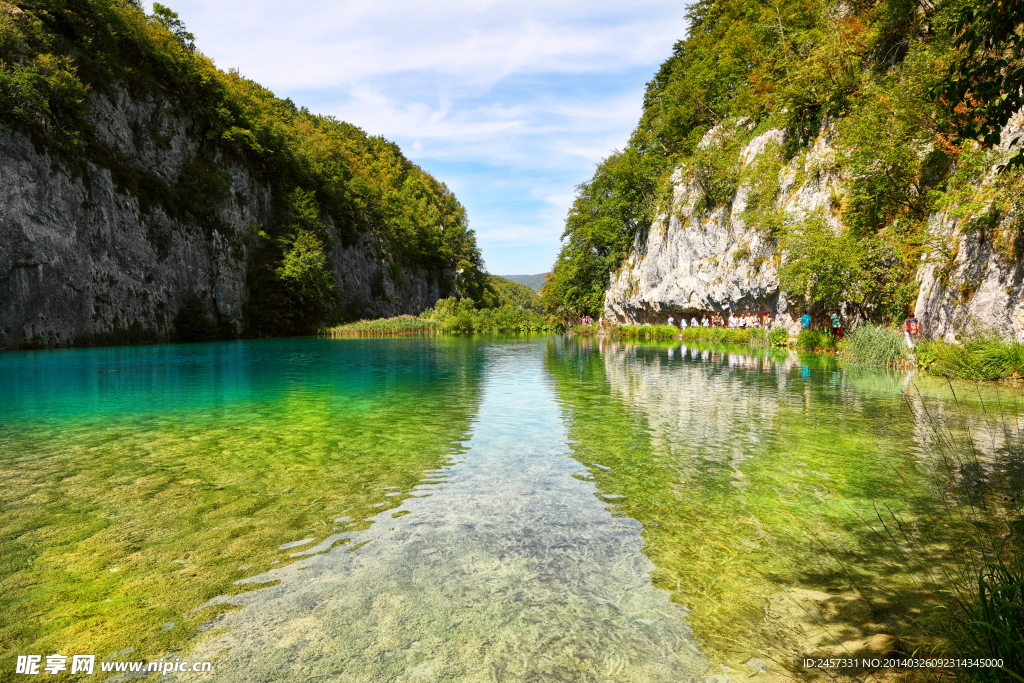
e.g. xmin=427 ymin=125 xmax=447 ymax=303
xmin=544 ymin=0 xmax=1024 ymax=342
xmin=0 ymin=1 xmax=489 ymax=349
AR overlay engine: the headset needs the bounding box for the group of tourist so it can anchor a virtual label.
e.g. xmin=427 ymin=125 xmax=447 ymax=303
xmin=665 ymin=311 xmax=773 ymax=330
xmin=799 ymin=310 xmax=844 ymax=338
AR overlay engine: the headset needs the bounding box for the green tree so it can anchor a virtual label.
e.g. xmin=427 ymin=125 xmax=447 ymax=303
xmin=275 ymin=189 xmax=340 ymax=318
xmin=150 ymin=3 xmax=195 ymax=52
xmin=779 ymin=217 xmax=867 ymax=309
xmin=934 ymin=0 xmax=1024 ymax=169
xmin=543 ymin=148 xmax=657 ymax=320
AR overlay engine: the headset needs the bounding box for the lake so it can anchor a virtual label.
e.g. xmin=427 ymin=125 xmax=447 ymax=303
xmin=1 ymin=336 xmax=1019 ymax=681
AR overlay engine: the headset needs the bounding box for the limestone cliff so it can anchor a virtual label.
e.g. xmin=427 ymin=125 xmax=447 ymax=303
xmin=604 ymin=122 xmax=1024 ymax=341
xmin=604 ymin=123 xmax=841 ymax=333
xmin=915 ymin=200 xmax=1024 ymax=343
xmin=0 ymin=86 xmax=448 ymax=350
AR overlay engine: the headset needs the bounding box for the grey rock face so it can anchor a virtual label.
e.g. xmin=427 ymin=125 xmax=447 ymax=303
xmin=0 ymin=86 xmax=446 ymax=350
xmin=604 ymin=126 xmax=841 ymax=334
xmin=915 ymin=213 xmax=1024 ymax=342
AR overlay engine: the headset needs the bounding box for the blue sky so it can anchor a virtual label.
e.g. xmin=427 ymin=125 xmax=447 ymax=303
xmin=148 ymin=1 xmax=689 ymax=275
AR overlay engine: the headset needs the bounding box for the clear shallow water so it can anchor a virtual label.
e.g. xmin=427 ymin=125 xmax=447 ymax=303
xmin=1 ymin=336 xmax=1019 ymax=681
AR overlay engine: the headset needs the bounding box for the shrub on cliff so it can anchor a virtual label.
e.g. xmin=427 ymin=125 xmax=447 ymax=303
xmin=173 ymin=294 xmax=219 ymax=342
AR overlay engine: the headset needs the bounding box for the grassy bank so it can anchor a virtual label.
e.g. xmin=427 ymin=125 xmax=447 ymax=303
xmin=917 ymin=335 xmax=1024 ymax=382
xmin=326 ymin=298 xmax=555 ymax=337
xmin=602 ymin=325 xmax=786 ymax=346
xmin=326 ymin=315 xmax=441 ymax=337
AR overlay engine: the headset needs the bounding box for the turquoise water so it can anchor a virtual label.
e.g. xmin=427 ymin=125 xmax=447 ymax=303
xmin=1 ymin=336 xmax=1018 ymax=681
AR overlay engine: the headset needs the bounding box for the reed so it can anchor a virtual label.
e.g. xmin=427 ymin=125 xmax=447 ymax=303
xmin=917 ymin=335 xmax=1024 ymax=381
xmin=905 ymin=389 xmax=1024 ymax=680
xmin=839 ymin=324 xmax=909 ymax=367
xmin=325 ymin=315 xmax=441 ymax=337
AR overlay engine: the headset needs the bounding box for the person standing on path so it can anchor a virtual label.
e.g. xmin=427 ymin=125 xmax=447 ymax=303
xmin=801 ymin=311 xmax=811 ymax=330
xmin=830 ymin=311 xmax=842 ymax=339
xmin=904 ymin=313 xmax=920 ymax=349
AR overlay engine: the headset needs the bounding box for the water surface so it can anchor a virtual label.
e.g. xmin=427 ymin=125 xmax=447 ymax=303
xmin=2 ymin=336 xmax=1019 ymax=681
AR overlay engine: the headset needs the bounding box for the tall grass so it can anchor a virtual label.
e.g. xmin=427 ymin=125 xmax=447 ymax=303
xmin=918 ymin=335 xmax=1024 ymax=381
xmin=839 ymin=324 xmax=909 ymax=367
xmin=678 ymin=327 xmax=758 ymax=343
xmin=607 ymin=325 xmax=781 ymax=345
xmin=325 ymin=315 xmax=441 ymax=336
xmin=905 ymin=390 xmax=1024 ymax=680
xmin=611 ymin=324 xmax=682 ymax=339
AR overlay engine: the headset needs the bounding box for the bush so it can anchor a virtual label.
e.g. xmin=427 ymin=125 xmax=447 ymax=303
xmin=796 ymin=329 xmax=835 ymax=352
xmin=328 ymin=300 xmax=554 ymax=337
xmin=768 ymin=327 xmax=789 ymax=347
xmin=839 ymin=324 xmax=909 ymax=367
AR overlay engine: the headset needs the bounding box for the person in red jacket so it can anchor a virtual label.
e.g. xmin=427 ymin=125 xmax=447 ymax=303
xmin=904 ymin=313 xmax=920 ymax=349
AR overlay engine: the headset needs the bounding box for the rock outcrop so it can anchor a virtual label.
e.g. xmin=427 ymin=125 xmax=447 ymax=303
xmin=914 ymin=210 xmax=1024 ymax=343
xmin=604 ymin=124 xmax=842 ymax=333
xmin=0 ymin=86 xmax=447 ymax=350
xmin=604 ymin=122 xmax=1024 ymax=341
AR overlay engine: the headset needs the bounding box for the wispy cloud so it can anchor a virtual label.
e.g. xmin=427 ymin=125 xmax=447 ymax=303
xmin=152 ymin=0 xmax=687 ymax=274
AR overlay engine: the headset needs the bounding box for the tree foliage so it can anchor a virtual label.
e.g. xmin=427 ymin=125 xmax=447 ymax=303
xmin=934 ymin=0 xmax=1024 ymax=168
xmin=274 ymin=189 xmax=341 ymax=317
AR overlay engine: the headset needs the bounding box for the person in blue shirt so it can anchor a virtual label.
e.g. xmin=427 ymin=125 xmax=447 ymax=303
xmin=801 ymin=312 xmax=811 ymax=329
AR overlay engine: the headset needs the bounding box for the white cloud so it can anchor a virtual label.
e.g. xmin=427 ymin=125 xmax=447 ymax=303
xmin=151 ymin=0 xmax=688 ymax=274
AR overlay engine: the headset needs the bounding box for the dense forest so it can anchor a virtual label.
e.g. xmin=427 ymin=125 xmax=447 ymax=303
xmin=0 ymin=0 xmax=491 ymax=335
xmin=543 ymin=0 xmax=1024 ymax=323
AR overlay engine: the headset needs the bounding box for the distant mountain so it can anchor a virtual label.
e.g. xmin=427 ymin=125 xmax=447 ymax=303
xmin=488 ymin=276 xmax=544 ymax=313
xmin=500 ymin=274 xmax=548 ymax=293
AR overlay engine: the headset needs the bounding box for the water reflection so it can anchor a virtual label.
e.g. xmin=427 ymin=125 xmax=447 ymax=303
xmin=546 ymin=338 xmax=980 ymax=674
